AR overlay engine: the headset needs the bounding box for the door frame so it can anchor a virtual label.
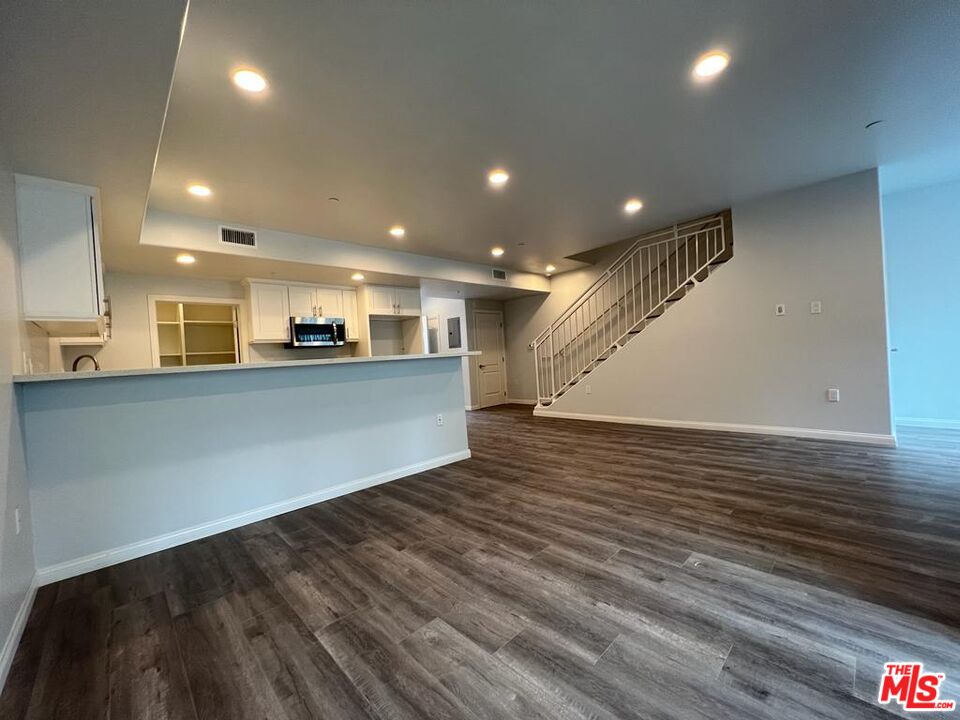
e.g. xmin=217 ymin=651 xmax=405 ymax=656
xmin=472 ymin=309 xmax=507 ymax=408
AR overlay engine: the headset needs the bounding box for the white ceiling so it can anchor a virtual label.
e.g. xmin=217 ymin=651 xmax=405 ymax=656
xmin=0 ymin=0 xmax=188 ymax=261
xmin=147 ymin=0 xmax=960 ymax=275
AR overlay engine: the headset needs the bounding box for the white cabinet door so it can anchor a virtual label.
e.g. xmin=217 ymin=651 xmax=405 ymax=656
xmin=17 ymin=178 xmax=102 ymax=320
xmin=367 ymin=286 xmax=397 ymax=315
xmin=396 ymin=287 xmax=421 ymax=316
xmin=249 ymin=283 xmax=290 ymax=341
xmin=314 ymin=288 xmax=343 ymax=318
xmin=288 ymin=285 xmax=316 ymax=317
xmin=341 ymin=289 xmax=360 ymax=340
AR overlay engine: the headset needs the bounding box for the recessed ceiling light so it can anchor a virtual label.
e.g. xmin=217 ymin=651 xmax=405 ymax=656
xmin=491 ymin=247 xmax=505 ymax=257
xmin=351 ymin=272 xmax=364 ymax=281
xmin=232 ymin=69 xmax=267 ymax=93
xmin=187 ymin=184 xmax=212 ymax=197
xmin=487 ymin=169 xmax=510 ymax=188
xmin=545 ymin=264 xmax=556 ymax=274
xmin=624 ymin=198 xmax=644 ymax=215
xmin=693 ymin=51 xmax=730 ymax=79
xmin=389 ymin=225 xmax=406 ymax=238
xmin=176 ymin=253 xmax=196 ymax=265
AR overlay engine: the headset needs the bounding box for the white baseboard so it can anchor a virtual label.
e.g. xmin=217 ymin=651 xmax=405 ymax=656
xmin=36 ymin=449 xmax=471 ymax=586
xmin=533 ymin=408 xmax=897 ymax=447
xmin=0 ymin=574 xmax=38 ymax=694
xmin=465 ymin=403 xmax=481 ymax=411
xmin=506 ymin=398 xmax=537 ymax=406
xmin=897 ymin=416 xmax=960 ymax=430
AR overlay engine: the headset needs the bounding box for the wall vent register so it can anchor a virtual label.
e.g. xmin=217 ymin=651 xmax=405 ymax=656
xmin=219 ymin=226 xmax=257 ymax=248
xmin=491 ymin=268 xmax=507 ymax=280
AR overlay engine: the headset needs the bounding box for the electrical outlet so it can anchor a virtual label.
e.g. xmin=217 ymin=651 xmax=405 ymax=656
xmin=585 ymin=384 xmax=592 ymax=395
xmin=810 ymin=300 xmax=822 ymax=314
xmin=775 ymin=304 xmax=786 ymax=316
xmin=436 ymin=414 xmax=444 ymax=426
xmin=14 ymin=508 xmax=21 ymax=535
xmin=827 ymin=388 xmax=840 ymax=403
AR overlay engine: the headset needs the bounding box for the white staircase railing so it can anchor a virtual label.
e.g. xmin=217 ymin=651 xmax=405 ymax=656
xmin=534 ymin=213 xmax=728 ymax=406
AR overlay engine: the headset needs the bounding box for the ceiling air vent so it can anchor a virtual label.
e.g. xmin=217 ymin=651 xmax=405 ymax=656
xmin=492 ymin=268 xmax=507 ymax=281
xmin=219 ymin=226 xmax=257 ymax=248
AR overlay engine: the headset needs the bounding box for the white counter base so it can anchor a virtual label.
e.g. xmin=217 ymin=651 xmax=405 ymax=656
xmin=21 ymin=354 xmax=471 ymax=582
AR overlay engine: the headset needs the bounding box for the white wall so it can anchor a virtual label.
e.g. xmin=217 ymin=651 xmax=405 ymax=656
xmin=23 ymin=356 xmax=470 ymax=578
xmin=420 ymin=292 xmax=472 ymax=407
xmin=530 ymin=170 xmax=895 ymax=443
xmin=0 ymin=171 xmax=37 ymax=689
xmin=882 ymin=177 xmax=960 ymax=428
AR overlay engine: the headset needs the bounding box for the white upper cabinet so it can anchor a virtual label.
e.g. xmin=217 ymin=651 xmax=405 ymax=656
xmin=246 ymin=282 xmax=290 ymax=342
xmin=366 ymin=285 xmax=421 ymax=316
xmin=366 ymin=285 xmax=398 ymax=315
xmin=314 ymin=288 xmax=342 ymax=318
xmin=246 ymin=280 xmax=361 ymax=342
xmin=396 ymin=287 xmax=422 ymax=316
xmin=341 ymin=289 xmax=360 ymax=341
xmin=287 ymin=285 xmax=316 ymax=318
xmin=16 ymin=175 xmax=104 ymax=323
xmin=288 ymin=285 xmax=344 ymax=319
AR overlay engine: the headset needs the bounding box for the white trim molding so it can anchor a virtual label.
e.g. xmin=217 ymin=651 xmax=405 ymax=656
xmin=533 ymin=408 xmax=897 ymax=447
xmin=35 ymin=449 xmax=470 ymax=586
xmin=897 ymin=416 xmax=960 ymax=430
xmin=0 ymin=574 xmax=38 ymax=693
xmin=506 ymin=398 xmax=537 ymax=406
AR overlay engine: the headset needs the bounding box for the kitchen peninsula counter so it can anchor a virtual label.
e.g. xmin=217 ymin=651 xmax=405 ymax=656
xmin=17 ymin=351 xmax=477 ymax=583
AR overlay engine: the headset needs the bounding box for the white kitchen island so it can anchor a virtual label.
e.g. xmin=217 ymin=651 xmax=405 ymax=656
xmin=14 ymin=352 xmax=476 ymax=583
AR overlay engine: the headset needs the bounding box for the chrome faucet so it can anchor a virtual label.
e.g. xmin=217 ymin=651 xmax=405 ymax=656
xmin=72 ymin=354 xmax=101 ymax=372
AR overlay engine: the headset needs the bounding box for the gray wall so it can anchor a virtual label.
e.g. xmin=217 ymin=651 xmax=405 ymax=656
xmin=882 ymin=177 xmax=960 ymax=427
xmin=520 ymin=170 xmax=894 ymax=440
xmin=23 ymin=356 xmax=470 ymax=578
xmin=0 ymin=171 xmax=36 ymax=687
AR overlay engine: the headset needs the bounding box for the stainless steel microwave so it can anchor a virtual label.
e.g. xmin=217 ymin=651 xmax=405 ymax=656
xmin=288 ymin=316 xmax=346 ymax=347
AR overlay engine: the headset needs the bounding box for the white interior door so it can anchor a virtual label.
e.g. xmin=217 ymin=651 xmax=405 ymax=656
xmin=474 ymin=310 xmax=506 ymax=408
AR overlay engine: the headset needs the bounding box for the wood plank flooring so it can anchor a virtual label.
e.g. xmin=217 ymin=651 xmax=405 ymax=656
xmin=3 ymin=405 xmax=960 ymax=719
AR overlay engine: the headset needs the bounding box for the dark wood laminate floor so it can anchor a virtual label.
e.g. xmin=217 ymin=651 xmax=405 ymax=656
xmin=3 ymin=406 xmax=960 ymax=719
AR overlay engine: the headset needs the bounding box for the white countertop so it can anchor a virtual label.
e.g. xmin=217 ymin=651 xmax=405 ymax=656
xmin=13 ymin=351 xmax=478 ymax=384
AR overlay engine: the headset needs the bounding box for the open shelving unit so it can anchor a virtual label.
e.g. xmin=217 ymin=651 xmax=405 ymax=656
xmin=155 ymin=300 xmax=240 ymax=368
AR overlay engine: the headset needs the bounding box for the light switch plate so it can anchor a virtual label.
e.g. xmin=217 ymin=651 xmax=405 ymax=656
xmin=827 ymin=388 xmax=840 ymax=403
xmin=775 ymin=304 xmax=786 ymax=316
xmin=810 ymin=301 xmax=823 ymax=314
